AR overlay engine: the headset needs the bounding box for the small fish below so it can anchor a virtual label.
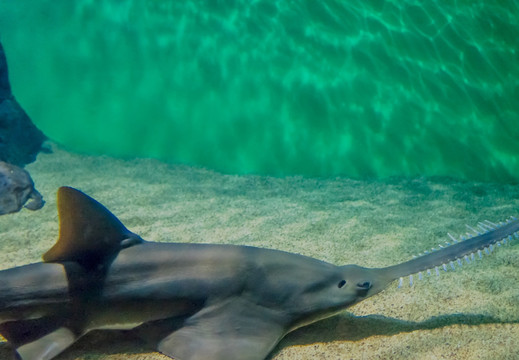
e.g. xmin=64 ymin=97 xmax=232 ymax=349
xmin=0 ymin=186 xmax=517 ymax=360
xmin=0 ymin=161 xmax=44 ymax=215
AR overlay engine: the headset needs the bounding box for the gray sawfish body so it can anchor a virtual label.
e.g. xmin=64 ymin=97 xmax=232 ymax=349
xmin=0 ymin=186 xmax=518 ymax=360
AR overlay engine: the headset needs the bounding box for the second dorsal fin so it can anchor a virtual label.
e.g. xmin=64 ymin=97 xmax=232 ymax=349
xmin=43 ymin=186 xmax=143 ymax=268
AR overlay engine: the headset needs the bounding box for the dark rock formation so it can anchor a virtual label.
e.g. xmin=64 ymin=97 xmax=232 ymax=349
xmin=0 ymin=41 xmax=46 ymax=166
xmin=0 ymin=161 xmax=44 ymax=215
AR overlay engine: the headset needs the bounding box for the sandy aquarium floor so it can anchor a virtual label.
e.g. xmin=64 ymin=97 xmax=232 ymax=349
xmin=1 ymin=144 xmax=519 ymax=360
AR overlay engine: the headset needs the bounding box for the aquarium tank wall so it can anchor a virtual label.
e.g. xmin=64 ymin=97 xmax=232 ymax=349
xmin=0 ymin=0 xmax=517 ymax=182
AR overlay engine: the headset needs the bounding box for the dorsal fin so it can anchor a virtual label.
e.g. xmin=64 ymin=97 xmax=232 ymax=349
xmin=43 ymin=186 xmax=143 ymax=268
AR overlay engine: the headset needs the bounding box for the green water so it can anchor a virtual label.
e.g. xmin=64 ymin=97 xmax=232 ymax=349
xmin=0 ymin=1 xmax=518 ymax=182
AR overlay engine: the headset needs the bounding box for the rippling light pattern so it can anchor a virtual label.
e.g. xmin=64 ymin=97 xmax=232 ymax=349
xmin=0 ymin=1 xmax=518 ymax=181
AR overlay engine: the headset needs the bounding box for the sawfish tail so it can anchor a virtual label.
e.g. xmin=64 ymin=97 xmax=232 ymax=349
xmin=382 ymin=217 xmax=519 ymax=286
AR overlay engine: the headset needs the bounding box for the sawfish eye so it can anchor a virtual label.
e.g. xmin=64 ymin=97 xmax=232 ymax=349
xmin=338 ymin=280 xmax=346 ymax=288
xmin=357 ymin=281 xmax=372 ymax=290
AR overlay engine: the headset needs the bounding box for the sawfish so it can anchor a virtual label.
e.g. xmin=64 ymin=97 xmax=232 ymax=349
xmin=0 ymin=186 xmax=518 ymax=360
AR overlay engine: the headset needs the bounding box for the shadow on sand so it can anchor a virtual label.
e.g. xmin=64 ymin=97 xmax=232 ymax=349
xmin=0 ymin=312 xmax=515 ymax=359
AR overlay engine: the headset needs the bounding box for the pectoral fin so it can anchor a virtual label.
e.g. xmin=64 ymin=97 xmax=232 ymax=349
xmin=157 ymin=298 xmax=287 ymax=360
